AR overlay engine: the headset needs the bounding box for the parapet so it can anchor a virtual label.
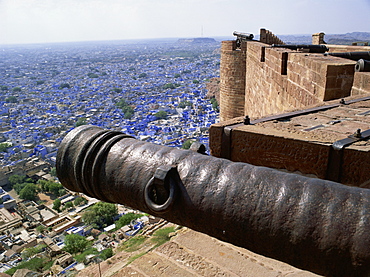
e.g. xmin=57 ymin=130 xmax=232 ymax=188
xmin=210 ymin=95 xmax=370 ymax=187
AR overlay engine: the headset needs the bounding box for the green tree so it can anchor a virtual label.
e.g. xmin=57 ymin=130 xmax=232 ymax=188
xmin=82 ymin=202 xmax=118 ymax=228
xmin=138 ymin=73 xmax=147 ymax=78
xmin=64 ymin=234 xmax=89 ymax=254
xmin=115 ymin=213 xmax=143 ymax=229
xmin=13 ymin=181 xmax=33 ymax=195
xmin=12 ymin=87 xmax=21 ymax=92
xmin=5 ymin=96 xmax=18 ymax=103
xmin=36 ymin=80 xmax=45 ymax=85
xmin=64 ymin=201 xmax=74 ymax=210
xmin=99 ymin=248 xmax=113 ymax=260
xmin=174 ymin=73 xmax=181 ymax=78
xmin=163 ymin=83 xmax=179 ymax=89
xmin=210 ymin=97 xmax=219 ymax=111
xmin=116 ymin=99 xmax=128 ymax=109
xmin=87 ymin=73 xmax=99 ymax=78
xmin=37 ymin=179 xmax=49 ymax=192
xmin=36 ymin=225 xmax=46 ymax=234
xmin=21 ymin=244 xmax=46 ymax=259
xmin=112 ymin=88 xmax=122 ymax=93
xmin=19 ymin=183 xmax=37 ymax=201
xmin=8 ymin=174 xmax=27 ymax=185
xmin=0 ymin=142 xmax=12 ymax=152
xmin=50 ymin=167 xmax=57 ymax=177
xmin=154 ymin=110 xmax=167 ymax=119
xmin=193 ymin=80 xmax=200 ymax=84
xmin=74 ymin=196 xmax=86 ymax=206
xmin=178 ymin=101 xmax=192 ymax=109
xmin=0 ymin=85 xmax=8 ymax=91
xmin=182 ymin=139 xmax=194 ymax=149
xmin=75 ymin=117 xmax=87 ymax=127
xmin=59 ymin=83 xmax=70 ymax=89
xmin=53 ymin=199 xmax=61 ymax=212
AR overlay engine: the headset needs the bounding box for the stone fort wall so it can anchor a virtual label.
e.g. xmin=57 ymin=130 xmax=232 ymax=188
xmin=220 ymin=29 xmax=370 ymax=122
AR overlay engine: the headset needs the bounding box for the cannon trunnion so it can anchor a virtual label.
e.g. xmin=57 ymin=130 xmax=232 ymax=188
xmin=56 ymin=125 xmax=370 ymax=277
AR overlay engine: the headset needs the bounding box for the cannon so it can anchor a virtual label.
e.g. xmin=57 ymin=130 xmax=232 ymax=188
xmin=56 ymin=125 xmax=370 ymax=277
xmin=233 ymin=31 xmax=254 ymax=48
xmin=326 ymin=51 xmax=370 ymax=61
xmin=355 ymin=59 xmax=370 ymax=72
xmin=271 ymin=44 xmax=329 ymax=53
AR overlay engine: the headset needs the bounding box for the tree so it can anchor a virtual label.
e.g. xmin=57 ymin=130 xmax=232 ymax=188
xmin=50 ymin=167 xmax=57 ymax=177
xmin=178 ymin=101 xmax=192 ymax=109
xmin=82 ymin=202 xmax=118 ymax=228
xmin=19 ymin=183 xmax=37 ymax=201
xmin=0 ymin=85 xmax=8 ymax=91
xmin=75 ymin=117 xmax=87 ymax=127
xmin=64 ymin=201 xmax=74 ymax=210
xmin=74 ymin=196 xmax=86 ymax=206
xmin=154 ymin=110 xmax=167 ymax=120
xmin=59 ymin=83 xmax=70 ymax=89
xmin=0 ymin=142 xmax=12 ymax=152
xmin=21 ymin=244 xmax=46 ymax=259
xmin=12 ymin=87 xmax=21 ymax=92
xmin=163 ymin=83 xmax=180 ymax=89
xmin=5 ymin=96 xmax=18 ymax=103
xmin=116 ymin=99 xmax=128 ymax=109
xmin=115 ymin=213 xmax=143 ymax=229
xmin=36 ymin=225 xmax=46 ymax=234
xmin=210 ymin=97 xmax=219 ymax=111
xmin=138 ymin=73 xmax=147 ymax=78
xmin=87 ymin=73 xmax=99 ymax=78
xmin=182 ymin=139 xmax=194 ymax=149
xmin=53 ymin=199 xmax=61 ymax=212
xmin=112 ymin=88 xmax=122 ymax=93
xmin=64 ymin=234 xmax=89 ymax=254
xmin=99 ymin=248 xmax=113 ymax=260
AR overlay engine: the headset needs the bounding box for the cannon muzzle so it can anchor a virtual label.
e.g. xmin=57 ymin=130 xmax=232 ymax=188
xmin=233 ymin=31 xmax=254 ymax=49
xmin=57 ymin=125 xmax=370 ymax=277
xmin=355 ymin=59 xmax=370 ymax=72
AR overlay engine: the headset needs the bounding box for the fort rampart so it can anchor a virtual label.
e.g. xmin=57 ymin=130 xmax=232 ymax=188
xmin=220 ymin=30 xmax=370 ymax=121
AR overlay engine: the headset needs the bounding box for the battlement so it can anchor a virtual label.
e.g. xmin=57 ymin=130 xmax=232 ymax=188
xmin=220 ymin=29 xmax=370 ymax=121
xmin=213 ymin=29 xmax=370 ymax=187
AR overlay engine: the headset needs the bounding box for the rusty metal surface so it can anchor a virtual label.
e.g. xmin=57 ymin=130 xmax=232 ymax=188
xmin=57 ymin=125 xmax=370 ymax=277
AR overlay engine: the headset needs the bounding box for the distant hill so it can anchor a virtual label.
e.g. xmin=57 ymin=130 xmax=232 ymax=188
xmin=326 ymin=32 xmax=370 ymax=45
xmin=178 ymin=37 xmax=217 ymax=44
xmin=269 ymin=32 xmax=370 ymax=45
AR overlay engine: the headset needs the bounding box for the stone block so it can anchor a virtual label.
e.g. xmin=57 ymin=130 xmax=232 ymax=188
xmin=351 ymin=72 xmax=370 ymax=96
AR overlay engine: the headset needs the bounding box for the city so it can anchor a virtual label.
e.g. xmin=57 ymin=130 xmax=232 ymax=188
xmin=0 ymin=39 xmax=221 ymax=275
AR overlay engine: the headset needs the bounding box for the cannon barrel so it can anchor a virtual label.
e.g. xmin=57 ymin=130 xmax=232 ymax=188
xmin=271 ymin=44 xmax=329 ymax=53
xmin=56 ymin=125 xmax=370 ymax=277
xmin=355 ymin=59 xmax=370 ymax=72
xmin=233 ymin=31 xmax=254 ymax=40
xmin=326 ymin=51 xmax=370 ymax=61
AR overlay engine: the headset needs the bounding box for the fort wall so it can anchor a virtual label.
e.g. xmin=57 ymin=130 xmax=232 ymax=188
xmin=221 ymin=39 xmax=363 ymax=120
xmin=211 ymin=29 xmax=370 ymax=187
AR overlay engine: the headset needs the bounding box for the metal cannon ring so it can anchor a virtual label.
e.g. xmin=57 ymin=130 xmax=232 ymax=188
xmin=144 ymin=175 xmax=177 ymax=213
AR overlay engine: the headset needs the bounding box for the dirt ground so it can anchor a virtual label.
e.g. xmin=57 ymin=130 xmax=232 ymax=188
xmin=76 ymin=226 xmax=321 ymax=277
xmin=37 ymin=192 xmax=54 ymax=205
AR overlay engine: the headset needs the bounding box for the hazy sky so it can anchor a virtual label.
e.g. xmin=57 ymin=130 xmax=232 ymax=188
xmin=1 ymin=0 xmax=370 ymax=45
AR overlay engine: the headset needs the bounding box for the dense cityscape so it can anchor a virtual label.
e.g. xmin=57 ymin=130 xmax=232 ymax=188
xmin=0 ymin=39 xmax=221 ymax=275
xmin=0 ymin=39 xmax=220 ymax=167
